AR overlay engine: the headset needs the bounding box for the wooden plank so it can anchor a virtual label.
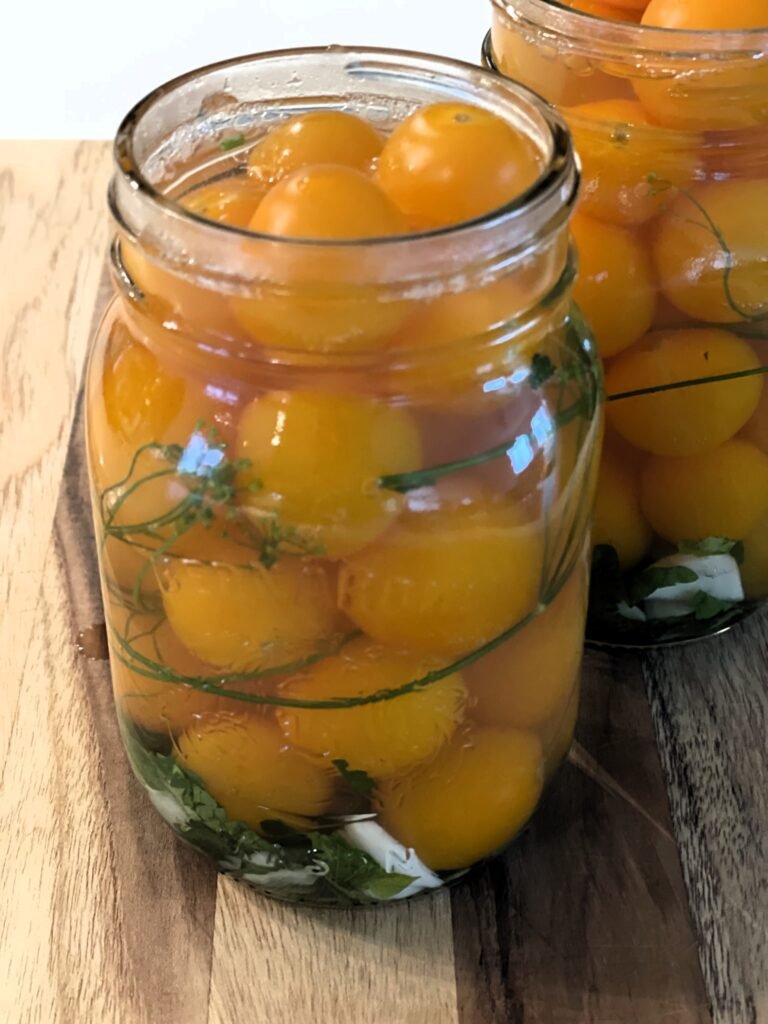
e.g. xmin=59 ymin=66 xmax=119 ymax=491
xmin=208 ymin=880 xmax=459 ymax=1024
xmin=0 ymin=379 xmax=220 ymax=1024
xmin=451 ymin=649 xmax=711 ymax=1024
xmin=0 ymin=140 xmax=112 ymax=771
xmin=645 ymin=613 xmax=768 ymax=1024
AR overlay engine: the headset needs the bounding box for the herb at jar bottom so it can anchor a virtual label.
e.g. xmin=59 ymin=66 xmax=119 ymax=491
xmin=120 ymin=720 xmax=424 ymax=904
xmin=588 ymin=543 xmax=749 ymax=645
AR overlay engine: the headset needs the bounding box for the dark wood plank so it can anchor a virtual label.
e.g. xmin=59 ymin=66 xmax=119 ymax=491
xmin=645 ymin=615 xmax=768 ymax=1024
xmin=452 ymin=649 xmax=711 ymax=1024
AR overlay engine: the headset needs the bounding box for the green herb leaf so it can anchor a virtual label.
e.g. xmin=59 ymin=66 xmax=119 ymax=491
xmin=677 ymin=537 xmax=738 ymax=558
xmin=220 ymin=134 xmax=246 ymax=151
xmin=331 ymin=759 xmax=375 ymax=797
xmin=309 ymin=831 xmax=413 ymax=901
xmin=689 ymin=592 xmax=740 ymax=621
xmin=626 ymin=565 xmax=698 ymax=607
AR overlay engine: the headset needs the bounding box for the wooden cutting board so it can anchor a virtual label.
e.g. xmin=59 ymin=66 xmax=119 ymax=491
xmin=1 ymin=141 xmax=766 ymax=1024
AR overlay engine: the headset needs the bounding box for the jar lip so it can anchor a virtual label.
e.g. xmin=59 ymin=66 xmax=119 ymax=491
xmin=112 ymin=44 xmax=576 ymax=253
xmin=491 ymin=0 xmax=768 ymax=59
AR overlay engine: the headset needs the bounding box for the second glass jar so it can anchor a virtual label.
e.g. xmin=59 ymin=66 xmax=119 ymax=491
xmin=487 ymin=1 xmax=768 ymax=646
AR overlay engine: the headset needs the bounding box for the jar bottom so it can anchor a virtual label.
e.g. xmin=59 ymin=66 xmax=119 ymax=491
xmin=585 ymin=601 xmax=760 ymax=651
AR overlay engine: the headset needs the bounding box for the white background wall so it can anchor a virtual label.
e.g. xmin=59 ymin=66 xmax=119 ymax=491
xmin=0 ymin=0 xmax=489 ymax=139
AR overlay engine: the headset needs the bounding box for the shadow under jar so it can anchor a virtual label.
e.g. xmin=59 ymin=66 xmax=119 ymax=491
xmin=485 ymin=2 xmax=768 ymax=647
xmin=86 ymin=46 xmax=601 ymax=906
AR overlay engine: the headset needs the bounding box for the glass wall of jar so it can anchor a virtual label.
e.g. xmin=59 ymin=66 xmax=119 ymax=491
xmin=87 ymin=47 xmax=601 ymax=906
xmin=485 ymin=2 xmax=768 ymax=646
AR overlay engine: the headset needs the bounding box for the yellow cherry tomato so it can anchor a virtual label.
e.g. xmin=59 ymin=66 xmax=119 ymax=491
xmin=232 ymin=165 xmax=409 ymax=352
xmin=652 ymin=181 xmax=768 ymax=324
xmin=571 ymin=213 xmax=656 ymax=358
xmin=592 ymin=447 xmax=653 ymax=568
xmin=740 ymin=378 xmax=768 ymax=455
xmin=247 ymin=164 xmax=406 ymax=241
xmin=640 ymin=439 xmax=768 ymax=543
xmin=278 ymin=638 xmax=466 ymax=777
xmin=378 ymin=726 xmax=543 ymax=870
xmin=606 ymin=328 xmax=763 ymax=456
xmin=563 ymin=0 xmax=644 ymax=18
xmin=376 ymin=102 xmax=543 ymax=229
xmin=566 ymin=100 xmax=702 ymax=227
xmin=466 ymin=559 xmax=586 ymax=729
xmin=247 ymin=111 xmax=383 ymax=185
xmin=338 ymin=497 xmax=543 ymax=657
xmin=637 ymin=2 xmax=768 ymax=130
xmin=177 ymin=713 xmax=335 ymax=829
xmin=161 ymin=559 xmax=339 ymax=672
xmin=642 ymin=0 xmax=766 ymax=29
xmin=384 ymin=269 xmax=558 ymax=406
xmin=741 ymin=513 xmax=768 ymax=599
xmin=120 ymin=179 xmax=264 ymax=338
xmin=180 ymin=176 xmax=266 ymax=228
xmin=235 ymin=391 xmax=422 ymax=558
xmin=110 ymin=609 xmax=229 ymax=735
xmin=490 ymin=9 xmax=635 ymax=110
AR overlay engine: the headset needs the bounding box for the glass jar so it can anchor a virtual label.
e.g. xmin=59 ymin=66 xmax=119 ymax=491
xmin=485 ymin=3 xmax=768 ymax=647
xmin=86 ymin=47 xmax=601 ymax=906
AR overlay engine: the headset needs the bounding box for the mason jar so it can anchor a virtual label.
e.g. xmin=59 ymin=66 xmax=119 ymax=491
xmin=86 ymin=47 xmax=601 ymax=906
xmin=485 ymin=3 xmax=768 ymax=647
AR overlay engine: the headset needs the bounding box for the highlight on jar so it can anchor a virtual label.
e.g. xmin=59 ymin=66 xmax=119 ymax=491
xmin=87 ymin=48 xmax=602 ymax=905
xmin=485 ymin=0 xmax=768 ymax=646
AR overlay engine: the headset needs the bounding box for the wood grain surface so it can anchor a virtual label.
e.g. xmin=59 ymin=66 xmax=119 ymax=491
xmin=1 ymin=140 xmax=766 ymax=1024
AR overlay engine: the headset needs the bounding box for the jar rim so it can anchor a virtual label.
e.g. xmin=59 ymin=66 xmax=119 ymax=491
xmin=111 ymin=44 xmax=577 ymax=272
xmin=491 ymin=0 xmax=768 ymax=61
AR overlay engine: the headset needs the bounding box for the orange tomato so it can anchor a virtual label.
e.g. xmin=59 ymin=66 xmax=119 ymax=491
xmin=640 ymin=439 xmax=768 ymax=542
xmin=591 ymin=445 xmax=653 ymax=568
xmin=637 ymin=2 xmax=768 ymax=130
xmin=652 ymin=180 xmax=768 ymax=324
xmin=120 ymin=179 xmax=266 ymax=338
xmin=376 ymin=102 xmax=543 ymax=229
xmin=160 ymin=559 xmax=339 ymax=672
xmin=606 ymin=328 xmax=763 ymax=456
xmin=278 ymin=638 xmax=466 ymax=777
xmin=378 ymin=726 xmax=543 ymax=870
xmin=232 ymin=165 xmax=410 ymax=352
xmin=490 ymin=10 xmax=636 ymax=109
xmin=177 ymin=714 xmax=335 ymax=829
xmin=235 ymin=390 xmax=422 ymax=558
xmin=564 ymin=0 xmax=644 ymax=18
xmin=109 ymin=608 xmax=230 ymax=736
xmin=566 ymin=99 xmax=702 ymax=226
xmin=247 ymin=110 xmax=383 ymax=185
xmin=180 ymin=176 xmax=265 ymax=228
xmin=642 ymin=0 xmax=766 ymax=29
xmin=571 ymin=213 xmax=656 ymax=357
xmin=466 ymin=560 xmax=586 ymax=729
xmin=338 ymin=496 xmax=543 ymax=657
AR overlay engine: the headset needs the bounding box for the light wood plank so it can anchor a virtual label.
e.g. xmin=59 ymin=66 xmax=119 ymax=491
xmin=0 ymin=140 xmax=112 ymax=772
xmin=0 ymin=399 xmax=219 ymax=1024
xmin=208 ymin=879 xmax=459 ymax=1024
xmin=645 ymin=614 xmax=768 ymax=1024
